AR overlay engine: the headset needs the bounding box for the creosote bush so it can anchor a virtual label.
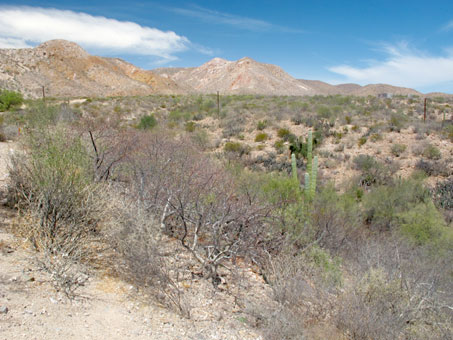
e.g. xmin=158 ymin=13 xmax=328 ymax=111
xmin=0 ymin=89 xmax=23 ymax=111
xmin=8 ymin=128 xmax=105 ymax=297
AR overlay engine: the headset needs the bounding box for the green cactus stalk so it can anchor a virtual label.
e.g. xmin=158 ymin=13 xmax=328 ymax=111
xmin=291 ymin=131 xmax=318 ymax=203
xmin=291 ymin=153 xmax=298 ymax=183
xmin=306 ymin=130 xmax=313 ymax=176
xmin=310 ymin=156 xmax=318 ymax=199
xmin=304 ymin=172 xmax=310 ymax=201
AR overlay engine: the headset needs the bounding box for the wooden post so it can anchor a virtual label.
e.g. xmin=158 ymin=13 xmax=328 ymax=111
xmin=217 ymin=91 xmax=220 ymax=116
xmin=423 ymin=98 xmax=427 ymax=122
xmin=42 ymin=86 xmax=45 ymax=100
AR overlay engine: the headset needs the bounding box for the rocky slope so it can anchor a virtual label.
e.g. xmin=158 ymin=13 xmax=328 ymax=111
xmin=0 ymin=40 xmax=182 ymax=98
xmin=1 ymin=39 xmax=450 ymax=98
xmin=297 ymin=79 xmax=422 ymax=97
xmin=154 ymin=57 xmax=316 ymax=96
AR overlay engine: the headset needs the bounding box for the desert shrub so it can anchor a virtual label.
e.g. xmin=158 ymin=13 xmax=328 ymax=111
xmin=127 ymin=134 xmax=267 ymax=282
xmin=433 ymin=178 xmax=453 ymax=211
xmin=107 ymin=197 xmax=190 ymax=317
xmin=353 ymin=155 xmax=396 ymax=187
xmin=6 ymin=102 xmax=59 ymax=128
xmin=273 ymin=140 xmax=285 ymax=154
xmin=422 ymin=143 xmax=442 ymax=160
xmin=191 ymin=129 xmax=210 ymax=149
xmin=362 ymin=178 xmax=431 ymax=232
xmin=291 ymin=114 xmax=303 ymax=125
xmin=7 ymin=128 xmax=104 ymax=297
xmin=369 ymin=133 xmax=383 ymax=142
xmin=224 ymin=141 xmax=250 ymax=156
xmin=415 ymin=159 xmax=451 ymax=177
xmin=311 ymin=184 xmax=361 ymax=255
xmin=255 ymin=132 xmax=268 ymax=142
xmin=184 ymin=121 xmax=196 ymax=132
xmin=432 ymin=178 xmax=453 ymax=223
xmin=137 ymin=114 xmax=157 ymax=130
xmin=221 ymin=116 xmax=245 ymax=137
xmin=168 ymin=109 xmax=190 ymax=122
xmin=398 ymin=202 xmax=451 ymax=249
xmin=0 ymin=89 xmax=23 ymax=111
xmin=277 ymin=127 xmax=293 ymax=141
xmin=389 ymin=112 xmax=407 ymax=132
xmin=254 ymin=248 xmax=341 ymax=339
xmin=390 ymin=143 xmax=406 ymax=157
xmin=357 ymin=136 xmax=367 ymax=146
xmin=257 ymin=120 xmax=268 ymax=130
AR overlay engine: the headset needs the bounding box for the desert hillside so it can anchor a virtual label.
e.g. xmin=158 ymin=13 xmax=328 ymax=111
xmin=0 ymin=40 xmax=182 ymax=98
xmin=1 ymin=39 xmax=451 ymax=99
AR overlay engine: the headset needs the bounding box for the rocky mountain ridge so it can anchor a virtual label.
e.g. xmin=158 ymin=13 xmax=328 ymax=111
xmin=0 ymin=40 xmax=181 ymax=98
xmin=0 ymin=39 xmax=450 ymax=98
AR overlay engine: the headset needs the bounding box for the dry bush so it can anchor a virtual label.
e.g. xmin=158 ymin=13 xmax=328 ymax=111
xmin=249 ymin=248 xmax=340 ymax=340
xmin=125 ymin=132 xmax=270 ymax=283
xmin=106 ymin=195 xmax=190 ymax=318
xmin=7 ymin=128 xmax=105 ymax=297
xmin=337 ymin=237 xmax=453 ymax=340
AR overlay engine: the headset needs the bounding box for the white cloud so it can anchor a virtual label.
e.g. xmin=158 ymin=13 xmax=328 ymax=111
xmin=0 ymin=6 xmax=190 ymax=61
xmin=328 ymin=43 xmax=453 ymax=91
xmin=170 ymin=5 xmax=304 ymax=33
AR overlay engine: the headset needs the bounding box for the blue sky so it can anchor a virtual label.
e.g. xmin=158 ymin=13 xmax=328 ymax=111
xmin=1 ymin=1 xmax=453 ymax=93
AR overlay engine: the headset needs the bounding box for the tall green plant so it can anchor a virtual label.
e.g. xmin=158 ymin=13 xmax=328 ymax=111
xmin=291 ymin=130 xmax=318 ymax=202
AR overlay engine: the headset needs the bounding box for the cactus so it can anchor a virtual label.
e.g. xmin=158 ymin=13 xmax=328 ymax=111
xmin=306 ymin=130 xmax=313 ymax=176
xmin=291 ymin=153 xmax=298 ymax=183
xmin=310 ymin=156 xmax=318 ymax=200
xmin=291 ymin=130 xmax=318 ymax=203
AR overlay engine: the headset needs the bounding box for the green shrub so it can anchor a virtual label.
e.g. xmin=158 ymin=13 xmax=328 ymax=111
xmin=389 ymin=112 xmax=407 ymax=132
xmin=353 ymin=155 xmax=398 ymax=187
xmin=369 ymin=133 xmax=383 ymax=142
xmin=273 ymin=140 xmax=285 ymax=154
xmin=391 ymin=143 xmax=407 ymax=157
xmin=184 ymin=121 xmax=196 ymax=132
xmin=363 ymin=178 xmax=431 ymax=231
xmin=398 ymin=202 xmax=451 ymax=249
xmin=277 ymin=128 xmax=292 ymax=140
xmin=433 ymin=178 xmax=453 ymax=211
xmin=0 ymin=89 xmax=23 ymax=111
xmin=255 ymin=132 xmax=268 ymax=142
xmin=7 ymin=128 xmax=103 ymax=296
xmin=422 ymin=144 xmax=441 ymax=160
xmin=137 ymin=114 xmax=157 ymax=130
xmin=224 ymin=141 xmax=249 ymax=156
xmin=358 ymin=136 xmax=367 ymax=147
xmin=257 ymin=120 xmax=268 ymax=130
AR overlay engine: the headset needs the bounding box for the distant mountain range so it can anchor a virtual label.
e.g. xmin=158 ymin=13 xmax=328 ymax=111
xmin=0 ymin=40 xmax=450 ymax=98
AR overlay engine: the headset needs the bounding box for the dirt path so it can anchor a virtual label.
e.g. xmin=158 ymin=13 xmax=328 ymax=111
xmin=0 ymin=141 xmax=263 ymax=340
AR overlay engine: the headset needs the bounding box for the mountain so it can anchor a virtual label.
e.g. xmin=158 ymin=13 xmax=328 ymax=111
xmin=0 ymin=39 xmax=444 ymax=98
xmin=0 ymin=40 xmax=182 ymax=98
xmin=297 ymin=80 xmax=421 ymax=97
xmin=154 ymin=57 xmax=316 ymax=96
xmin=155 ymin=57 xmax=423 ymax=97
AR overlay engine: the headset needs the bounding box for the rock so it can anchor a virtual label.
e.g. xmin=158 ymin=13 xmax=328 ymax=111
xmin=0 ymin=306 xmax=8 ymax=314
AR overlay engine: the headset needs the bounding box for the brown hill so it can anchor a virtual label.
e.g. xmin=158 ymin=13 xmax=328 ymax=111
xmin=0 ymin=40 xmax=182 ymax=98
xmin=154 ymin=57 xmax=316 ymax=96
xmin=0 ymin=39 xmax=436 ymax=98
xmin=297 ymin=79 xmax=421 ymax=96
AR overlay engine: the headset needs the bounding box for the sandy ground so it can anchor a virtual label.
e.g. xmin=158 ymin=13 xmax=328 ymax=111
xmin=0 ymin=141 xmax=264 ymax=340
